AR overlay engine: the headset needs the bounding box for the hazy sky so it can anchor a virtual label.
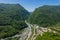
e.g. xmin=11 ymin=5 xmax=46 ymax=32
xmin=0 ymin=0 xmax=60 ymax=12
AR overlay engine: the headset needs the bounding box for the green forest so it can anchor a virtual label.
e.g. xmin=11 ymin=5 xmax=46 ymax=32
xmin=0 ymin=3 xmax=60 ymax=40
xmin=28 ymin=5 xmax=60 ymax=27
xmin=0 ymin=3 xmax=29 ymax=39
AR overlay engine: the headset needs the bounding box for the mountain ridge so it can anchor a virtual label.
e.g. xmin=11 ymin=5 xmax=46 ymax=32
xmin=27 ymin=5 xmax=60 ymax=27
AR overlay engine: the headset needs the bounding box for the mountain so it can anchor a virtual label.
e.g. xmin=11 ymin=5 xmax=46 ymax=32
xmin=0 ymin=3 xmax=29 ymax=39
xmin=0 ymin=3 xmax=30 ymax=25
xmin=27 ymin=5 xmax=60 ymax=27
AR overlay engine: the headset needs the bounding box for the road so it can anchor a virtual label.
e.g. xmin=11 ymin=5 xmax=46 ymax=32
xmin=1 ymin=21 xmax=52 ymax=40
xmin=25 ymin=21 xmax=32 ymax=40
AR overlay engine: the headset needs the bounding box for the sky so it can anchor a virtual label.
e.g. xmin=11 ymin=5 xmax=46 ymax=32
xmin=0 ymin=0 xmax=60 ymax=12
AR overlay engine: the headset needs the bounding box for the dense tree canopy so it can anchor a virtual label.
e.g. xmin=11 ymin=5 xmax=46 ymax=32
xmin=0 ymin=3 xmax=29 ymax=25
xmin=28 ymin=5 xmax=60 ymax=27
xmin=0 ymin=3 xmax=29 ymax=39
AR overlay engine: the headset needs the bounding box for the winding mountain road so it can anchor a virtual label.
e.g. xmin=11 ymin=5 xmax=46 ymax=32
xmin=1 ymin=21 xmax=52 ymax=40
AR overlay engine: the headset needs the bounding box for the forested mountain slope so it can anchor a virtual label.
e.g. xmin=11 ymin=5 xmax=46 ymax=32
xmin=0 ymin=3 xmax=29 ymax=39
xmin=0 ymin=3 xmax=29 ymax=25
xmin=28 ymin=5 xmax=60 ymax=27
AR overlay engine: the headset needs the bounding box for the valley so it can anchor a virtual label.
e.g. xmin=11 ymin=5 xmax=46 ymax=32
xmin=0 ymin=3 xmax=60 ymax=40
